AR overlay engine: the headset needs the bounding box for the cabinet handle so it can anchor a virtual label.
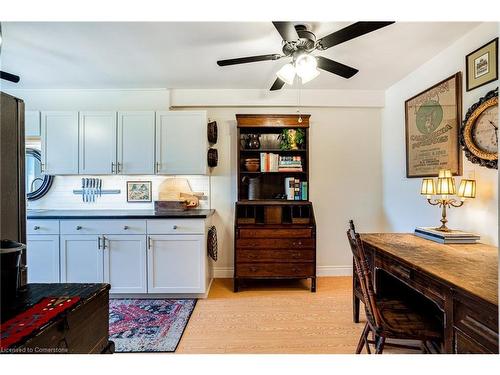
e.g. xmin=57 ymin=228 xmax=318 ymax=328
xmin=97 ymin=236 xmax=101 ymax=249
xmin=155 ymin=162 xmax=160 ymax=174
xmin=117 ymin=162 xmax=121 ymax=174
xmin=76 ymin=225 xmax=82 ymax=230
xmin=123 ymin=225 xmax=129 ymax=230
xmin=102 ymin=236 xmax=107 ymax=249
xmin=33 ymin=226 xmax=40 ymax=230
xmin=111 ymin=162 xmax=116 ymax=173
xmin=172 ymin=225 xmax=178 ymax=230
xmin=148 ymin=236 xmax=152 ymax=249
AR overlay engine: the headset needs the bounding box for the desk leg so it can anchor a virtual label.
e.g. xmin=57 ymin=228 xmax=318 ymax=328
xmin=444 ymin=289 xmax=454 ymax=353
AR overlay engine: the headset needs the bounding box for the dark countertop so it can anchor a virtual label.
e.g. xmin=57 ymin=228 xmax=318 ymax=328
xmin=27 ymin=209 xmax=215 ymax=220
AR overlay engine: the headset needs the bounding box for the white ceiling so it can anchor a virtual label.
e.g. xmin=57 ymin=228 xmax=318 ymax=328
xmin=0 ymin=22 xmax=479 ymax=90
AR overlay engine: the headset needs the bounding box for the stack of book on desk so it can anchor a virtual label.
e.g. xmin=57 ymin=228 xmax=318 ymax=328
xmin=414 ymin=227 xmax=480 ymax=244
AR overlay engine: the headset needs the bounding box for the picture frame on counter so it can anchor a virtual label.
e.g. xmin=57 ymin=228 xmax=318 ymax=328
xmin=404 ymin=72 xmax=463 ymax=178
xmin=466 ymin=38 xmax=498 ymax=91
xmin=127 ymin=181 xmax=152 ymax=202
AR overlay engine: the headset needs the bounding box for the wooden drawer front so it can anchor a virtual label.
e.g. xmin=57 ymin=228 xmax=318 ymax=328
xmin=147 ymin=219 xmax=204 ymax=235
xmin=237 ymin=249 xmax=315 ymax=263
xmin=238 ymin=228 xmax=312 ymax=239
xmin=237 ymin=238 xmax=314 ymax=249
xmin=455 ymin=329 xmax=492 ymax=354
xmin=237 ymin=262 xmax=314 ymax=277
xmin=60 ymin=220 xmax=146 ymax=235
xmin=27 ymin=220 xmax=59 ymax=235
xmin=454 ymin=297 xmax=498 ymax=353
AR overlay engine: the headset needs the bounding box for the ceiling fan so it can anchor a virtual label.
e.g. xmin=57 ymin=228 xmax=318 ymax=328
xmin=0 ymin=22 xmax=20 ymax=83
xmin=217 ymin=21 xmax=394 ymax=90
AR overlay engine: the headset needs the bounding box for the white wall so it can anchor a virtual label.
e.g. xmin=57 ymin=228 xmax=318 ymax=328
xmin=4 ymin=89 xmax=170 ymax=111
xmin=382 ymin=22 xmax=499 ymax=245
xmin=200 ymin=107 xmax=384 ymax=277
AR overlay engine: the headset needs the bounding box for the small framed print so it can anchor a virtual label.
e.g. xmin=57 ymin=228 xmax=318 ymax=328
xmin=127 ymin=181 xmax=152 ymax=202
xmin=466 ymin=38 xmax=498 ymax=91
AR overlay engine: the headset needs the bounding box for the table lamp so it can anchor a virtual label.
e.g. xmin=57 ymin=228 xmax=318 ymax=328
xmin=420 ymin=169 xmax=476 ymax=232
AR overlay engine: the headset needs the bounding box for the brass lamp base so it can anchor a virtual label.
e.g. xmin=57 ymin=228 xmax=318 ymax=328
xmin=427 ymin=198 xmax=464 ymax=233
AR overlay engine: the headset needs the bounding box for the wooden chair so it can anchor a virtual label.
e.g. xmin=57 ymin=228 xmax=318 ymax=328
xmin=347 ymin=220 xmax=443 ymax=354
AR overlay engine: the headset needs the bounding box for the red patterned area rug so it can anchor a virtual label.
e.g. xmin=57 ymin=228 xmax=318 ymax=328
xmin=109 ymin=299 xmax=197 ymax=353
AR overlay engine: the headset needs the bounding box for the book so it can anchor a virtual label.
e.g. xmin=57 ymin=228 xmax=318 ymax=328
xmin=284 ymin=177 xmax=295 ymax=200
xmin=414 ymin=231 xmax=479 ymax=244
xmin=415 ymin=227 xmax=480 ymax=240
xmin=301 ymin=181 xmax=308 ymax=200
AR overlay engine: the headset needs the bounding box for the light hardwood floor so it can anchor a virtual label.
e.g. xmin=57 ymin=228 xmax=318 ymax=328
xmin=177 ymin=277 xmax=415 ymax=354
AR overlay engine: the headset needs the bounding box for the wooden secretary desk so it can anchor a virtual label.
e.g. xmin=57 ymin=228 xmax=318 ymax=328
xmin=233 ymin=114 xmax=317 ymax=292
xmin=357 ymin=233 xmax=498 ymax=354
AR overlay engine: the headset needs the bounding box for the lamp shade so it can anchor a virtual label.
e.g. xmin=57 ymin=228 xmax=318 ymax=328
xmin=436 ymin=177 xmax=456 ymax=195
xmin=438 ymin=169 xmax=453 ymax=178
xmin=276 ymin=63 xmax=296 ymax=85
xmin=421 ymin=178 xmax=436 ymax=196
xmin=458 ymin=179 xmax=476 ymax=199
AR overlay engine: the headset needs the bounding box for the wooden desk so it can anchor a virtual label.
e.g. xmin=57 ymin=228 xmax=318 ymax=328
xmin=356 ymin=233 xmax=498 ymax=354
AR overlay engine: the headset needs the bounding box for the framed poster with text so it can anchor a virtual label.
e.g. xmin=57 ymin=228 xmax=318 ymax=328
xmin=405 ymin=72 xmax=463 ymax=178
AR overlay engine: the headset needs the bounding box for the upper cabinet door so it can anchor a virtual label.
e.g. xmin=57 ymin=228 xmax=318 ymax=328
xmin=155 ymin=111 xmax=208 ymax=175
xmin=25 ymin=111 xmax=41 ymax=137
xmin=41 ymin=111 xmax=79 ymax=175
xmin=79 ymin=111 xmax=117 ymax=175
xmin=117 ymin=111 xmax=155 ymax=174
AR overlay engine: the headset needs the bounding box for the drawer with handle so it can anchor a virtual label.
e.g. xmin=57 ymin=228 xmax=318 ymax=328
xmin=237 ymin=249 xmax=315 ymax=263
xmin=27 ymin=220 xmax=60 ymax=235
xmin=237 ymin=262 xmax=314 ymax=277
xmin=238 ymin=228 xmax=313 ymax=239
xmin=146 ymin=219 xmax=204 ymax=235
xmin=60 ymin=220 xmax=146 ymax=235
xmin=237 ymin=238 xmax=314 ymax=249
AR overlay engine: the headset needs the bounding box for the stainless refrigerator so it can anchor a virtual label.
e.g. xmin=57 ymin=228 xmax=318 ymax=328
xmin=0 ymin=91 xmax=27 ymax=286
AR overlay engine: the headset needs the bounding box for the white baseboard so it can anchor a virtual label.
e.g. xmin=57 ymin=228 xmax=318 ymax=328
xmin=213 ymin=265 xmax=352 ymax=278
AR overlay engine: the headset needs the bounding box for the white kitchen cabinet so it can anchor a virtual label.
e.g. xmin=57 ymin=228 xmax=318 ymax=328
xmin=103 ymin=235 xmax=147 ymax=294
xmin=60 ymin=234 xmax=104 ymax=283
xmin=155 ymin=111 xmax=207 ymax=175
xmin=25 ymin=111 xmax=41 ymax=137
xmin=41 ymin=111 xmax=79 ymax=174
xmin=26 ymin=235 xmax=60 ymax=283
xmin=79 ymin=111 xmax=117 ymax=174
xmin=117 ymin=111 xmax=155 ymax=174
xmin=147 ymin=234 xmax=205 ymax=293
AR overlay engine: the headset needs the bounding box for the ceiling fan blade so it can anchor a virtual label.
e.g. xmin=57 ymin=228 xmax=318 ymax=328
xmin=272 ymin=21 xmax=299 ymax=42
xmin=270 ymin=77 xmax=285 ymax=91
xmin=217 ymin=54 xmax=281 ymax=66
xmin=317 ymin=21 xmax=394 ymax=50
xmin=0 ymin=71 xmax=20 ymax=83
xmin=316 ymin=56 xmax=358 ymax=79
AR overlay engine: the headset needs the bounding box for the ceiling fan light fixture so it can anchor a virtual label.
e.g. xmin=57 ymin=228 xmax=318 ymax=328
xmin=299 ymin=68 xmax=320 ymax=84
xmin=276 ymin=63 xmax=296 ymax=85
xmin=295 ymin=54 xmax=318 ymax=78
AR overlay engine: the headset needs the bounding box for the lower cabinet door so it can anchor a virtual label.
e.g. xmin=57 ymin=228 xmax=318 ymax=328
xmin=60 ymin=235 xmax=104 ymax=283
xmin=27 ymin=235 xmax=60 ymax=283
xmin=147 ymin=234 xmax=205 ymax=293
xmin=103 ymin=235 xmax=147 ymax=294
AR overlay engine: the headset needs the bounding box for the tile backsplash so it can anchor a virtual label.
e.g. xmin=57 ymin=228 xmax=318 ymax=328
xmin=27 ymin=175 xmax=210 ymax=210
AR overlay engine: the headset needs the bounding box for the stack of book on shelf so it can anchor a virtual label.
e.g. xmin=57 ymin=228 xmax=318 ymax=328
xmin=278 ymin=156 xmax=303 ymax=172
xmin=260 ymin=153 xmax=280 ymax=172
xmin=414 ymin=227 xmax=480 ymax=244
xmin=284 ymin=178 xmax=308 ymax=201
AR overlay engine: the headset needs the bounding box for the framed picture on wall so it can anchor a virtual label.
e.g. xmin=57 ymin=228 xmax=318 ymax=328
xmin=466 ymin=38 xmax=498 ymax=91
xmin=127 ymin=181 xmax=152 ymax=202
xmin=405 ymin=72 xmax=463 ymax=178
